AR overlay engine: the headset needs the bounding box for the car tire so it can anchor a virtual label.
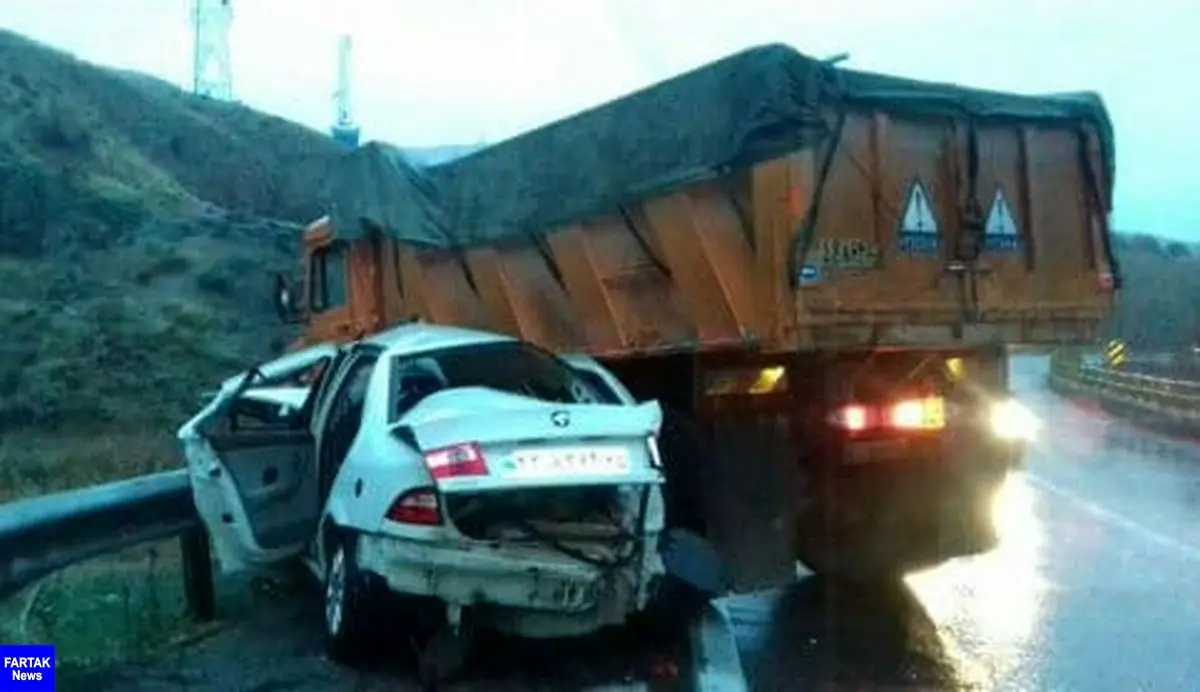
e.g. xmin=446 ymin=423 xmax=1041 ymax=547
xmin=323 ymin=533 xmax=376 ymax=663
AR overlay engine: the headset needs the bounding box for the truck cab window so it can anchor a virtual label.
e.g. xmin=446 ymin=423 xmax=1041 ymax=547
xmin=310 ymin=243 xmax=348 ymax=313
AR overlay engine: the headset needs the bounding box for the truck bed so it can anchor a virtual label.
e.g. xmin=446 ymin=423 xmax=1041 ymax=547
xmin=318 ymin=43 xmax=1118 ymax=357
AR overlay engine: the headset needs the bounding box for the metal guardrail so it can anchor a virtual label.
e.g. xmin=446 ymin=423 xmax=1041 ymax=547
xmin=1050 ymin=349 xmax=1200 ymax=424
xmin=0 ymin=469 xmax=214 ymax=617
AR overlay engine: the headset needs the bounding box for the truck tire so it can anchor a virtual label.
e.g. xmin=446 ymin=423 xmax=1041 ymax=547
xmin=657 ymin=407 xmax=712 ymax=538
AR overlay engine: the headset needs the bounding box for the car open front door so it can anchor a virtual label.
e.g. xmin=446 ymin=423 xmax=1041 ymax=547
xmin=180 ymin=344 xmax=337 ymax=572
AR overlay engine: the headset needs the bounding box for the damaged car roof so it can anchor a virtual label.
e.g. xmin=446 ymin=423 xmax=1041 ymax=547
xmin=364 ymin=322 xmax=516 ymax=356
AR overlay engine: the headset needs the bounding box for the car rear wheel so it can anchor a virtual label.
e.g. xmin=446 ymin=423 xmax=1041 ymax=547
xmin=323 ymin=533 xmax=377 ymax=663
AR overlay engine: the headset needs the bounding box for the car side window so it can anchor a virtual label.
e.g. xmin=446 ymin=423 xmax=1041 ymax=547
xmin=309 ymin=242 xmax=348 ymax=314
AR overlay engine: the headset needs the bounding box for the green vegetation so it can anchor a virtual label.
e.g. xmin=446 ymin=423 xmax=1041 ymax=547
xmin=1105 ymin=233 xmax=1200 ymax=351
xmin=0 ymin=540 xmax=302 ymax=679
xmin=0 ymin=31 xmax=478 ymax=497
xmin=0 ymin=545 xmax=190 ymax=667
xmin=0 ymin=30 xmax=339 ymax=496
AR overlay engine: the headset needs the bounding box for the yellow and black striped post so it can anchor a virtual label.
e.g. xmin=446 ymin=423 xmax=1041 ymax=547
xmin=1105 ymin=339 xmax=1128 ymax=369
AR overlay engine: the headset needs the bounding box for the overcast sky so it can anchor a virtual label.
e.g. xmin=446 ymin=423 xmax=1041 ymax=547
xmin=1 ymin=0 xmax=1196 ymax=240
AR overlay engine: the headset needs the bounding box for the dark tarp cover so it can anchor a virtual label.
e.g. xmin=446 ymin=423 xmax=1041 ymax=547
xmin=325 ymin=43 xmax=1115 ymax=250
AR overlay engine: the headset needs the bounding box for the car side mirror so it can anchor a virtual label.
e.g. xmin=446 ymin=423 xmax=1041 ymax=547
xmin=273 ymin=273 xmax=304 ymax=324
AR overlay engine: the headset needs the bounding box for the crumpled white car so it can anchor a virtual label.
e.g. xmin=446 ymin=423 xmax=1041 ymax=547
xmin=178 ymin=322 xmax=671 ymax=675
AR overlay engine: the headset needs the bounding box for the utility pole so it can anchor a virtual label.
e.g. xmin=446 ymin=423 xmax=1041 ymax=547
xmin=330 ymin=34 xmax=360 ymax=147
xmin=191 ymin=0 xmax=233 ymax=100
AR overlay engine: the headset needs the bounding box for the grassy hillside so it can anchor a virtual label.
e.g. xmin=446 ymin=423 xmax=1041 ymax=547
xmin=0 ymin=30 xmax=342 ymax=496
xmin=0 ymin=31 xmax=484 ymax=497
xmin=0 ymin=29 xmax=343 ymax=441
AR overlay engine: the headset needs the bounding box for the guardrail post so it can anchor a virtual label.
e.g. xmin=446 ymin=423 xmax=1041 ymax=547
xmin=180 ymin=525 xmax=215 ymax=621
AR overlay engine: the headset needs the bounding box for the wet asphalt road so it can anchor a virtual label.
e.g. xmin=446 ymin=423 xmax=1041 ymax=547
xmin=73 ymin=356 xmax=1200 ymax=691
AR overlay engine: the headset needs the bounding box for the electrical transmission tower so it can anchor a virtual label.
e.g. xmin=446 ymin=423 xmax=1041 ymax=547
xmin=330 ymin=34 xmax=360 ymax=147
xmin=192 ymin=0 xmax=233 ymax=100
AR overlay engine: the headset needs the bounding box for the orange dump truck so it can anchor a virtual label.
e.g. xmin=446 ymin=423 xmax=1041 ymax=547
xmin=273 ymin=44 xmax=1118 ymax=584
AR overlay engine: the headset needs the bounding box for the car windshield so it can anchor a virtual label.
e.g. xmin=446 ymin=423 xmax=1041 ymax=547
xmin=388 ymin=341 xmax=607 ymax=421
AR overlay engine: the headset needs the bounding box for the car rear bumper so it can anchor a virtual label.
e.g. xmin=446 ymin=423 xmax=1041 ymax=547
xmin=355 ymin=532 xmax=662 ymax=637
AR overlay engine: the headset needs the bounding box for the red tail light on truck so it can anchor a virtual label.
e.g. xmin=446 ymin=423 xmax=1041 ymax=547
xmin=830 ymin=397 xmax=945 ymax=434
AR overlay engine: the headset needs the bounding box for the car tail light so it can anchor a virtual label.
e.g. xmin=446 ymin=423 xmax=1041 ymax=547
xmin=830 ymin=397 xmax=945 ymax=433
xmin=423 ymin=442 xmax=488 ymax=480
xmin=890 ymin=398 xmax=939 ymax=430
xmin=832 ymin=404 xmax=869 ymax=432
xmin=385 ymin=487 xmax=442 ymax=525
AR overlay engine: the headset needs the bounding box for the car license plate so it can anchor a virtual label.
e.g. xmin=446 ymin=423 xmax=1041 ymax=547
xmin=508 ymin=447 xmax=631 ymax=478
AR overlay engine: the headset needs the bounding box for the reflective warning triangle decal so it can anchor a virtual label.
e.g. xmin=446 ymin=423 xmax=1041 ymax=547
xmin=899 ymin=181 xmax=939 ymax=235
xmin=984 ymin=189 xmax=1018 ymax=237
xmin=897 ymin=180 xmax=940 ymax=254
xmin=983 ymin=188 xmax=1022 ymax=251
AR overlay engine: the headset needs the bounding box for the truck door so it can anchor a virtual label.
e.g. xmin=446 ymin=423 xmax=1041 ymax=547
xmin=791 ymin=113 xmax=1113 ymax=340
xmin=969 ymin=122 xmax=1114 ymax=325
xmin=307 ymin=241 xmax=359 ymax=342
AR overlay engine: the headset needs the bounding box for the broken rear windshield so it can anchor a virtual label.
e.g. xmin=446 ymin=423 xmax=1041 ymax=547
xmin=387 ymin=342 xmax=611 ymax=421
